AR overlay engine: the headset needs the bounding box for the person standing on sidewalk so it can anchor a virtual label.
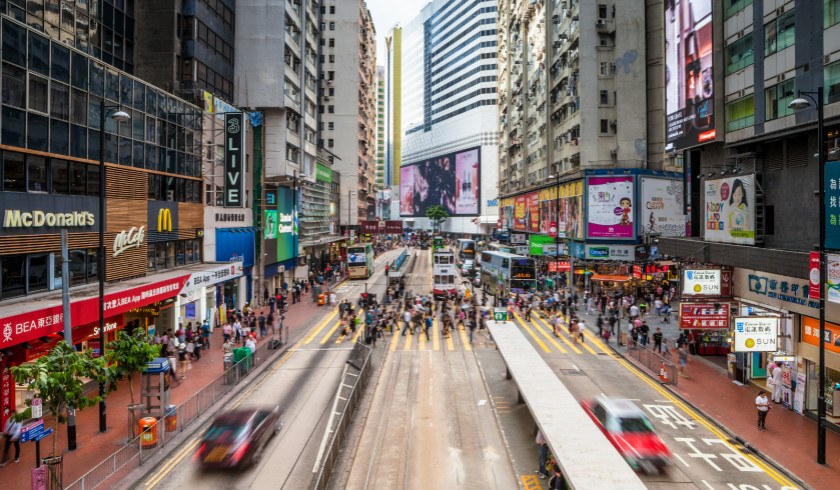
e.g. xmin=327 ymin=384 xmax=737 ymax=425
xmin=678 ymin=344 xmax=688 ymax=377
xmin=756 ymin=391 xmax=771 ymax=430
xmin=535 ymin=429 xmax=549 ymax=479
xmin=653 ymin=327 xmax=663 ymax=353
xmin=0 ymin=412 xmax=21 ymax=466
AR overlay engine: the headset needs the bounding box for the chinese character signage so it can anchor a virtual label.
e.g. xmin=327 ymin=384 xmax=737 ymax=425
xmin=704 ymin=175 xmax=756 ymax=245
xmin=586 ymin=176 xmax=636 ymax=240
xmin=732 ymin=317 xmax=778 ymax=352
xmin=826 ymin=161 xmax=840 ymax=249
xmin=738 ymin=269 xmax=819 ymax=313
xmin=679 ymin=302 xmax=730 ymax=330
xmin=584 ymin=244 xmax=635 ymax=260
xmin=802 ymin=316 xmax=840 ymax=355
xmin=682 ymin=268 xmax=732 ymax=297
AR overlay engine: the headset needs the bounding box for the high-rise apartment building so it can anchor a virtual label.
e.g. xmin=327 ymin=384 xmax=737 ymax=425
xmin=398 ymin=0 xmax=499 ymax=236
xmin=385 ymin=28 xmax=402 ymax=221
xmin=375 ymin=66 xmax=389 ymax=218
xmin=320 ymin=0 xmax=377 ymax=227
xmin=135 ymin=0 xmax=236 ymax=102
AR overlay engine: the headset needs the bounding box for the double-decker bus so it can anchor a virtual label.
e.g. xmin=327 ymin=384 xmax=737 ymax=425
xmin=347 ymin=243 xmax=374 ymax=279
xmin=479 ymin=251 xmax=537 ymax=296
xmin=432 ymin=249 xmax=457 ymax=298
xmin=457 ymin=238 xmax=476 ymax=262
xmin=432 ymin=236 xmax=445 ymax=250
xmin=486 ymin=242 xmax=514 ymax=254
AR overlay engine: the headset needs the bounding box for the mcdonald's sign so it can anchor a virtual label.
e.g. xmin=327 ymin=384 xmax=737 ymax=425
xmin=157 ymin=208 xmax=173 ymax=232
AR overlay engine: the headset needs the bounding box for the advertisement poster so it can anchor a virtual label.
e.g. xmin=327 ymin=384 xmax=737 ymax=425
xmin=665 ymin=0 xmax=715 ymax=151
xmin=828 ymin=254 xmax=840 ymax=304
xmin=781 ymin=364 xmax=793 ymax=409
xmin=679 ymin=302 xmax=730 ymax=329
xmin=682 ymin=269 xmax=721 ymax=296
xmin=732 ymin=317 xmax=778 ymax=352
xmin=826 ymin=161 xmax=840 ymax=248
xmin=276 ymin=187 xmax=298 ymax=263
xmin=793 ymin=370 xmax=806 ymax=414
xmin=264 ymin=210 xmax=277 ymax=239
xmin=640 ymin=177 xmax=686 ymax=236
xmin=802 ymin=316 xmax=840 ymax=355
xmin=811 ymin=251 xmax=822 ymax=300
xmin=560 ymin=181 xmax=583 ymax=239
xmin=514 ymin=195 xmax=528 ymax=231
xmin=586 ymin=176 xmax=635 ymax=239
xmin=399 ymin=147 xmax=480 ymax=216
xmin=538 ymin=187 xmax=558 ymax=234
xmin=528 ymin=192 xmax=541 ymax=233
xmin=704 ymin=175 xmax=756 ymax=245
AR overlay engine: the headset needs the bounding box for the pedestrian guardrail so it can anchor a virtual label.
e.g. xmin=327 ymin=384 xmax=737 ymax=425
xmin=625 ymin=343 xmax=679 ymax=386
xmin=65 ymin=333 xmax=287 ymax=490
xmin=393 ymin=249 xmax=408 ymax=270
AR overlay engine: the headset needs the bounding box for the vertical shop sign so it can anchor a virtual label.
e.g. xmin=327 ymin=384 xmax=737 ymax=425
xmin=224 ymin=113 xmax=244 ymax=207
xmin=828 ymin=254 xmax=840 ymax=304
xmin=826 ymin=161 xmax=840 ymax=249
xmin=810 ymin=251 xmax=821 ymax=301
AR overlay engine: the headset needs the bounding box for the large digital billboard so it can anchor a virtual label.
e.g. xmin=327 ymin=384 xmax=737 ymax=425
xmin=586 ymin=176 xmax=635 ymax=240
xmin=640 ymin=177 xmax=686 ymax=236
xmin=704 ymin=175 xmax=755 ymax=245
xmin=399 ymin=147 xmax=480 ymax=217
xmin=276 ymin=187 xmax=298 ymax=262
xmin=665 ymin=0 xmax=715 ymax=151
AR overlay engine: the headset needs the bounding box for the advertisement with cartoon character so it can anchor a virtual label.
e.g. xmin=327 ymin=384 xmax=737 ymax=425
xmin=586 ymin=176 xmax=636 ymax=240
xmin=704 ymin=175 xmax=755 ymax=245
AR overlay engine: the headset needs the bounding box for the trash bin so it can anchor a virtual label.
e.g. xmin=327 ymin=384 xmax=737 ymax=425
xmin=311 ymin=284 xmax=323 ymax=302
xmin=233 ymin=347 xmax=252 ymax=370
xmin=318 ymin=294 xmax=326 ymax=305
xmin=164 ymin=405 xmax=177 ymax=432
xmin=139 ymin=417 xmax=158 ymax=447
xmin=223 ymin=353 xmax=235 ymax=384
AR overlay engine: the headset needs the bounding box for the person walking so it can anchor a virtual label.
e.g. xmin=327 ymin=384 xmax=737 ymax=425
xmin=0 ymin=412 xmax=21 ymax=466
xmin=678 ymin=344 xmax=688 ymax=377
xmin=639 ymin=321 xmax=650 ymax=346
xmin=425 ymin=315 xmax=433 ymax=341
xmin=771 ymin=363 xmax=783 ymax=403
xmin=535 ymin=429 xmax=549 ymax=480
xmin=652 ymin=327 xmax=663 ymax=353
xmin=756 ymin=391 xmax=771 ymax=431
xmin=402 ymin=309 xmax=412 ymax=336
xmin=468 ymin=317 xmax=477 ymax=343
xmin=577 ymin=318 xmax=586 ymax=343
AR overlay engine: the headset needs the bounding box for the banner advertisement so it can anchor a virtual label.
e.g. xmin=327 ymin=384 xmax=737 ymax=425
xmin=511 ymin=233 xmax=527 ymax=244
xmin=732 ymin=317 xmax=779 ymax=352
xmin=665 ymin=0 xmax=715 ymax=151
xmin=514 ymin=195 xmax=527 ymax=231
xmin=276 ymin=187 xmax=298 ymax=263
xmin=826 ymin=161 xmax=840 ymax=248
xmin=810 ymin=251 xmax=822 ymax=301
xmin=549 ymin=261 xmax=571 ymax=272
xmin=704 ymin=175 xmax=756 ymax=245
xmin=528 ymin=192 xmax=541 ymax=233
xmin=682 ymin=269 xmax=721 ymax=296
xmin=586 ymin=176 xmax=635 ymax=240
xmin=501 ymin=205 xmax=514 ymax=230
xmin=223 ymin=113 xmax=244 ymax=208
xmin=640 ymin=177 xmax=686 ymax=236
xmin=264 ymin=210 xmax=277 ymax=239
xmin=360 ymin=221 xmax=403 ymax=234
xmin=539 ymin=187 xmax=558 ymax=234
xmin=585 ymin=244 xmax=635 ymax=261
xmin=679 ymin=302 xmax=730 ymax=329
xmin=828 ymin=254 xmax=840 ymax=304
xmin=399 ymin=147 xmax=480 ymax=216
xmin=529 ymin=235 xmax=558 ymax=256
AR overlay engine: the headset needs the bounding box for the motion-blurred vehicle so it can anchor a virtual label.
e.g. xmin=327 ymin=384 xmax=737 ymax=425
xmin=581 ymin=397 xmax=671 ymax=474
xmin=194 ymin=407 xmax=280 ymax=469
xmin=460 ymin=259 xmax=476 ymax=272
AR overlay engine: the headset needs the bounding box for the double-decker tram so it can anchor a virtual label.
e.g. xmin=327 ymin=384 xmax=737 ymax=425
xmin=479 ymin=251 xmax=537 ymax=297
xmin=347 ymin=243 xmax=374 ymax=279
xmin=432 ymin=248 xmax=457 ymax=298
xmin=457 ymin=238 xmax=476 ymax=262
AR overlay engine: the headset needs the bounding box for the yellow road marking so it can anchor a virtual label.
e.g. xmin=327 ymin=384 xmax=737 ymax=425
xmin=458 ymin=322 xmax=472 ymax=351
xmin=515 ymin=312 xmax=566 ymax=354
xmin=550 ymin=316 xmax=589 ymax=354
xmin=433 ymin=318 xmax=441 ymax=351
xmin=446 ymin=327 xmax=455 ymax=350
xmin=302 ymin=309 xmax=338 ymax=343
xmin=515 ymin=313 xmax=551 ymax=353
xmin=419 ymin=327 xmax=427 ymax=349
xmin=319 ymin=317 xmax=343 ymax=344
xmin=521 ymin=474 xmax=541 ymax=490
xmin=144 ymin=437 xmax=199 ymax=486
xmin=145 ymin=438 xmax=201 ymax=488
xmin=595 ymin=334 xmax=797 ymax=488
xmin=391 ymin=330 xmax=400 ymax=350
xmin=352 ymin=325 xmax=363 ymax=342
xmin=404 ymin=330 xmax=412 ymax=350
xmin=532 ymin=313 xmax=579 ymax=353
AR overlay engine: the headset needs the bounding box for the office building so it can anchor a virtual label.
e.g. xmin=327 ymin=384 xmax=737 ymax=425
xmin=398 ymin=0 xmax=500 ymax=236
xmin=319 ymin=0 xmax=377 ymax=229
xmin=385 ymin=28 xmax=402 ymax=222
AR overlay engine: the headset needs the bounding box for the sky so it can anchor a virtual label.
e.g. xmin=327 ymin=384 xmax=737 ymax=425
xmin=366 ymin=0 xmax=430 ymax=66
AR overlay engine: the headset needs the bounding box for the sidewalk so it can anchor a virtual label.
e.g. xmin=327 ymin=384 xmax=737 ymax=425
xmin=591 ymin=315 xmax=840 ymax=490
xmin=1 ymin=285 xmax=332 ymax=490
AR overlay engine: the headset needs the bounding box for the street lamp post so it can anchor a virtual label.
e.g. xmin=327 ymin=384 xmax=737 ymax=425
xmin=789 ymin=87 xmax=826 ymax=464
xmin=98 ymin=101 xmax=130 ymax=433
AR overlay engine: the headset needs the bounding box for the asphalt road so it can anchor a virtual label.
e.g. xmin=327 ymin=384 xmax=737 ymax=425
xmin=476 ymin=302 xmax=803 ymax=490
xmin=134 ymin=248 xmax=406 ymax=490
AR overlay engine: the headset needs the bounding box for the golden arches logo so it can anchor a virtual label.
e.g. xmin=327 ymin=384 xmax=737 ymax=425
xmin=157 ymin=208 xmax=173 ymax=232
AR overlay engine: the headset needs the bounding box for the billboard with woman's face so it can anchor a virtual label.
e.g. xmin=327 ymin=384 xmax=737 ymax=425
xmin=399 ymin=147 xmax=480 ymax=216
xmin=703 ymin=175 xmax=755 ymax=245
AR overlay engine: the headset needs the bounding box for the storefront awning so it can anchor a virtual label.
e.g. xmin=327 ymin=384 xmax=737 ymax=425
xmin=590 ymin=274 xmax=632 ymax=282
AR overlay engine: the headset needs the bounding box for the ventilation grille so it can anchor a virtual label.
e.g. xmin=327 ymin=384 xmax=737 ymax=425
xmin=764 ymin=142 xmax=783 ymax=171
xmin=786 ymin=138 xmax=809 ymax=168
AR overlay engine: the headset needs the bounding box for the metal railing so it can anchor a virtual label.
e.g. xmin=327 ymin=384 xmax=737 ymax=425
xmin=625 ymin=342 xmax=679 ymax=386
xmin=65 ymin=334 xmax=288 ymax=490
xmin=311 ymin=343 xmax=373 ymax=490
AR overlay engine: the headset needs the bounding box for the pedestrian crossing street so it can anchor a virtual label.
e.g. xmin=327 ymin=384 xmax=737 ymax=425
xmin=295 ymin=305 xmax=618 ymax=357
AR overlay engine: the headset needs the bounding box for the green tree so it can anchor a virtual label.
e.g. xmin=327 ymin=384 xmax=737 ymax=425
xmin=106 ymin=328 xmax=162 ymax=406
xmin=11 ymin=342 xmax=112 ymax=456
xmin=426 ymin=205 xmax=450 ymax=233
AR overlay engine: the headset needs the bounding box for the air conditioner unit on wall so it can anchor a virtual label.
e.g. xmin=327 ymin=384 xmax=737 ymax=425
xmin=596 ymin=19 xmax=606 ymax=26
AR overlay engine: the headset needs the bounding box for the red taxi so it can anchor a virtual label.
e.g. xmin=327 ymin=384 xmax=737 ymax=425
xmin=194 ymin=407 xmax=280 ymax=469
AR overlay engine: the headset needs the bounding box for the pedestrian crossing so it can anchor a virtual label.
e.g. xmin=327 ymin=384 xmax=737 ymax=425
xmin=294 ymin=306 xmax=617 ymax=356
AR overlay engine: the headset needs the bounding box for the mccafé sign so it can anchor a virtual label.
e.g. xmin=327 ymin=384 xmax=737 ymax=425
xmin=113 ymin=226 xmax=145 ymax=257
xmin=4 ymin=210 xmax=94 ymax=228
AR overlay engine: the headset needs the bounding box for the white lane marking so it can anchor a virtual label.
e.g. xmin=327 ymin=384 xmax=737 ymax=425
xmin=674 ymin=453 xmax=690 ymax=467
xmin=312 ymin=364 xmax=350 ymax=473
xmin=701 ymin=480 xmax=715 ymax=490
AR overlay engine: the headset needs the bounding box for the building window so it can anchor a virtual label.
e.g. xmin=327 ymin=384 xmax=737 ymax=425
xmin=328 ymin=138 xmax=334 ymax=147
xmin=599 ymin=90 xmax=608 ymax=105
xmin=724 ymin=94 xmax=754 ymax=132
xmin=328 ymin=105 xmax=334 ymax=113
xmin=599 ymin=62 xmax=613 ymax=77
xmin=600 ymin=119 xmax=609 ymax=133
xmin=329 ymin=38 xmax=335 ymax=47
xmin=724 ymin=33 xmax=753 ymax=75
xmin=27 ymin=155 xmax=47 ymax=192
xmin=725 ymin=0 xmax=753 ymax=18
xmin=329 ymin=22 xmax=335 ymax=30
xmin=826 ymin=59 xmax=840 ymax=104
xmin=765 ymin=79 xmax=795 ymax=120
xmin=828 ymin=0 xmax=840 ymax=28
xmin=328 ymin=121 xmax=334 ymax=130
xmin=1 ymin=255 xmax=26 ymax=299
xmin=598 ymin=4 xmax=608 ymax=18
xmin=330 ymin=6 xmax=335 ymax=14
xmin=765 ymin=10 xmax=795 ymax=56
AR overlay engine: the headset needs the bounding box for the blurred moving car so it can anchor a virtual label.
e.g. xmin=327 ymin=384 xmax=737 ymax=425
xmin=581 ymin=397 xmax=671 ymax=474
xmin=194 ymin=407 xmax=280 ymax=469
xmin=460 ymin=259 xmax=476 ymax=272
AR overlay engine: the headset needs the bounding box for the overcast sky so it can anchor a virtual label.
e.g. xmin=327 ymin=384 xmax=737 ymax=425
xmin=366 ymin=0 xmax=430 ymax=66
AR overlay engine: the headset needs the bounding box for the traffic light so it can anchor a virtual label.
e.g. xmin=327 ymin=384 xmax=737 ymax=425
xmin=385 ymin=265 xmax=390 ymax=273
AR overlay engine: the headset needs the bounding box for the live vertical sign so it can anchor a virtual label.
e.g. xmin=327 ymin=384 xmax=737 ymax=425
xmin=224 ymin=113 xmax=244 ymax=207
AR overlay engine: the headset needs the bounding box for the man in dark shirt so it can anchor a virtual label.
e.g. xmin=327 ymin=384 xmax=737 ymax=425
xmin=653 ymin=327 xmax=663 ymax=353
